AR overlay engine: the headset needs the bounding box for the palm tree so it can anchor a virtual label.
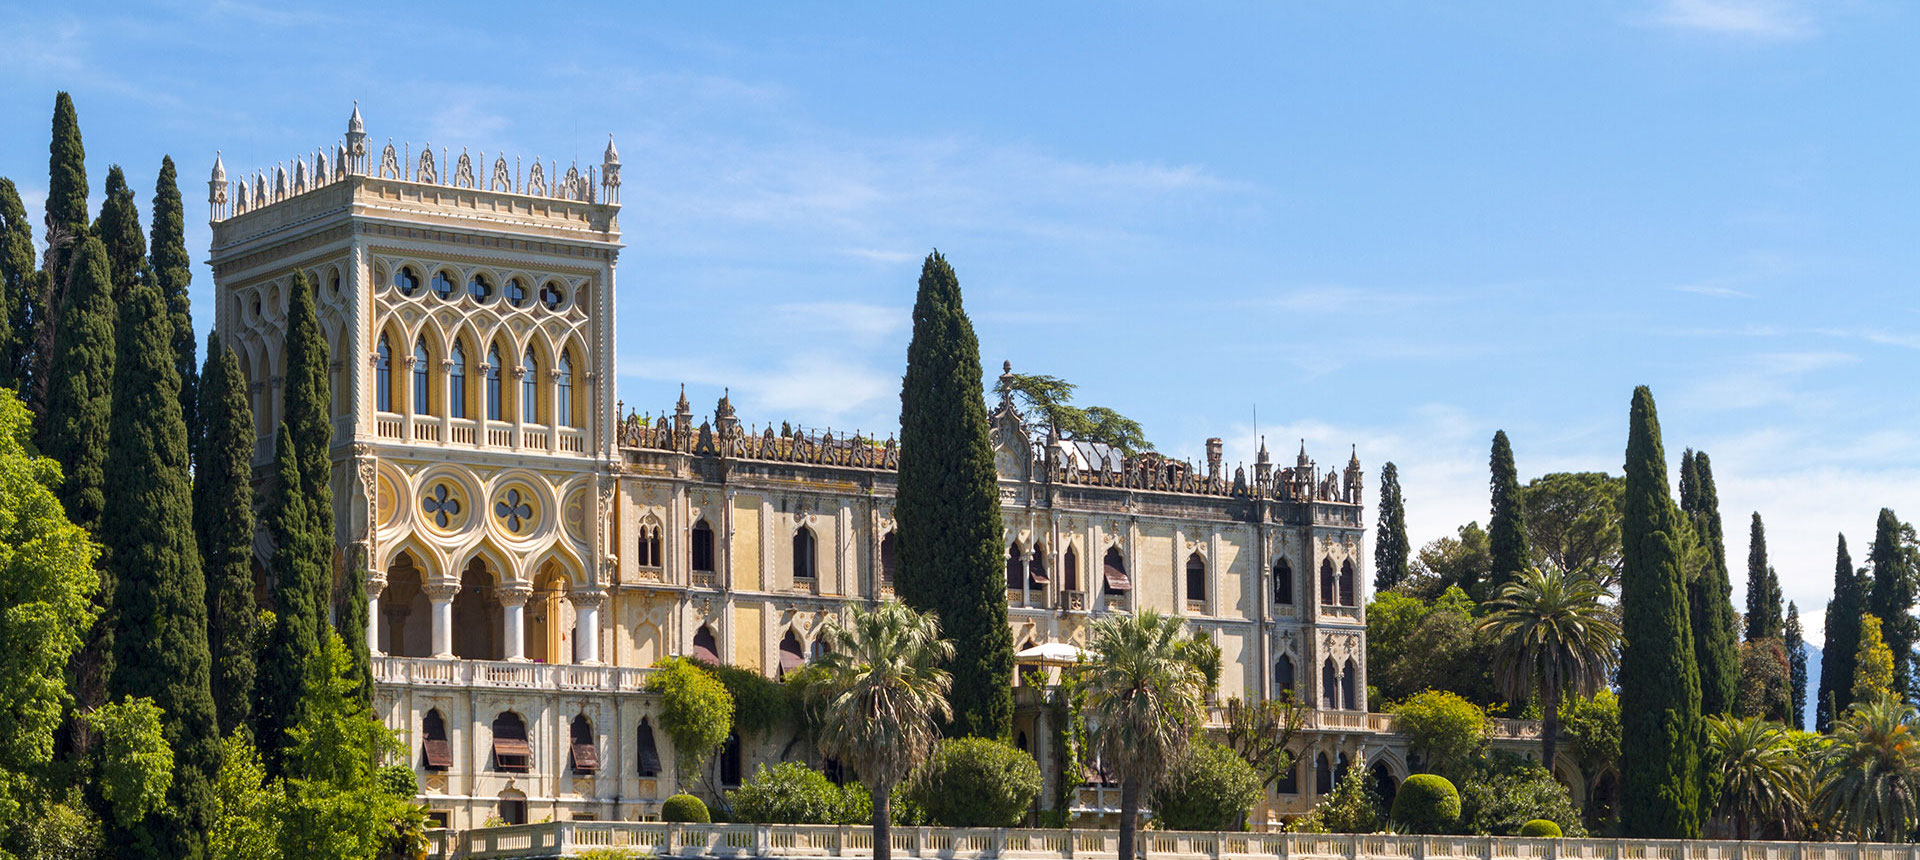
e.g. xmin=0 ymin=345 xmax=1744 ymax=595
xmin=1815 ymin=695 xmax=1920 ymax=842
xmin=1478 ymin=565 xmax=1619 ymax=770
xmin=1706 ymin=715 xmax=1808 ymax=839
xmin=1083 ymin=609 xmax=1206 ymax=860
xmin=811 ymin=601 xmax=953 ymax=860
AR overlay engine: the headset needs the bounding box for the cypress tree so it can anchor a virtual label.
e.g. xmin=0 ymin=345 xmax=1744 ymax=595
xmin=1487 ymin=430 xmax=1531 ymax=596
xmin=34 ymin=92 xmax=90 ymax=411
xmin=1616 ymin=386 xmax=1702 ymax=838
xmin=1374 ymin=462 xmax=1410 ymax=591
xmin=94 ymin=165 xmax=147 ymax=303
xmin=151 ymin=157 xmax=198 ymax=456
xmin=894 ymin=251 xmax=1012 ymax=740
xmin=1816 ymin=534 xmax=1863 ymax=733
xmin=1866 ymin=508 xmax=1916 ymax=698
xmin=101 ymin=272 xmax=218 ymax=859
xmin=0 ymin=178 xmax=38 ymax=392
xmin=1744 ymin=513 xmax=1783 ymax=641
xmin=258 ymin=423 xmax=325 ymax=770
xmin=39 ymin=236 xmax=115 ymax=532
xmin=1679 ymin=450 xmax=1739 ymax=716
xmin=195 ymin=332 xmax=257 ymax=735
xmin=1784 ymin=601 xmax=1807 ymax=731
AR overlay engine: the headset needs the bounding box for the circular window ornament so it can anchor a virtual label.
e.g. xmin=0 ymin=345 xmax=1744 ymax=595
xmin=539 ymin=281 xmax=564 ymax=310
xmin=495 ymin=488 xmax=535 ymax=534
xmin=505 ymin=278 xmax=528 ymax=308
xmin=421 ymin=483 xmax=464 ymax=529
xmin=468 ymin=274 xmax=493 ymax=302
xmin=431 ymin=271 xmax=456 ymax=300
xmin=394 ymin=266 xmax=420 ymax=296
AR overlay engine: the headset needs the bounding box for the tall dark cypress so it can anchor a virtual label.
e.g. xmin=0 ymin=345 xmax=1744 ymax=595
xmin=151 ymin=157 xmax=198 ymax=456
xmin=195 ymin=332 xmax=257 ymax=735
xmin=895 ymin=251 xmax=1012 ymax=740
xmin=1866 ymin=508 xmax=1915 ymax=698
xmin=1487 ymin=430 xmax=1531 ymax=596
xmin=1784 ymin=602 xmax=1807 ymax=731
xmin=1374 ymin=462 xmax=1411 ymax=591
xmin=102 ymin=272 xmax=218 ymax=859
xmin=1617 ymin=387 xmax=1702 ymax=838
xmin=39 ymin=237 xmax=115 ymax=531
xmin=257 ymin=423 xmax=324 ymax=770
xmin=1816 ymin=534 xmax=1863 ymax=732
xmin=94 ymin=165 xmax=147 ymax=303
xmin=1679 ymin=450 xmax=1739 ymax=716
xmin=1745 ymin=513 xmax=1783 ymax=641
xmin=34 ymin=92 xmax=90 ymax=412
xmin=0 ymin=178 xmax=37 ymax=392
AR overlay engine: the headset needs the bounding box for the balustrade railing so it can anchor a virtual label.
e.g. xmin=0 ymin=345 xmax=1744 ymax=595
xmin=373 ymin=656 xmax=653 ymax=693
xmin=441 ymin=824 xmax=1920 ymax=860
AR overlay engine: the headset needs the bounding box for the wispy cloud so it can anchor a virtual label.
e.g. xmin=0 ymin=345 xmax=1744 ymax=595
xmin=1644 ymin=0 xmax=1817 ymax=40
xmin=1674 ymin=284 xmax=1754 ymax=299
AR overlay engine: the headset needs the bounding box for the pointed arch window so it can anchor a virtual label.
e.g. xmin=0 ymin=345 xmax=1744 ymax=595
xmin=1278 ymin=752 xmax=1301 ymax=794
xmin=636 ymin=521 xmax=662 ymax=568
xmin=521 ymin=348 xmax=539 ymax=423
xmin=1186 ymin=553 xmax=1207 ymax=604
xmin=491 ymin=712 xmax=530 ymax=773
xmin=793 ymin=526 xmax=817 ymax=582
xmin=1062 ymin=546 xmax=1079 ymax=593
xmin=412 ymin=338 xmax=431 ymax=414
xmin=375 ymin=334 xmax=393 ymax=412
xmin=1322 ymin=659 xmax=1339 ymax=710
xmin=879 ymin=531 xmax=898 ymax=587
xmin=1342 ymin=658 xmax=1358 ymax=710
xmin=1276 ymin=654 xmax=1296 ymax=700
xmin=448 ymin=340 xmax=467 ymax=418
xmin=1339 ymin=560 xmax=1356 ymax=606
xmin=569 ymin=714 xmax=599 ymax=774
xmin=1102 ymin=546 xmax=1131 ymax=592
xmin=692 ymin=625 xmax=720 ymax=664
xmin=1320 ymin=559 xmax=1336 ymax=606
xmin=1006 ymin=544 xmax=1024 ymax=590
xmin=422 ymin=708 xmax=451 ymax=771
xmin=556 ymin=349 xmax=574 ymax=428
xmin=1315 ymin=753 xmax=1333 ymax=795
xmin=484 ymin=345 xmax=502 ymax=421
xmin=778 ymin=629 xmax=805 ymax=677
xmin=690 ymin=519 xmax=715 ymax=574
xmin=1028 ymin=544 xmax=1049 ymax=589
xmin=1274 ymin=558 xmax=1294 ymax=605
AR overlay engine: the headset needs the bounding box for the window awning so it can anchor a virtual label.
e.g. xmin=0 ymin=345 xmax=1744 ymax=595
xmin=637 ymin=720 xmax=662 ymax=777
xmin=493 ymin=736 xmax=532 ymax=758
xmin=691 ymin=642 xmax=720 ymax=664
xmin=779 ymin=649 xmax=805 ymax=672
xmin=572 ymin=743 xmax=600 ymax=774
xmin=1103 ymin=560 xmax=1131 ymax=591
xmin=423 ymin=738 xmax=452 ymax=770
xmin=1027 ymin=564 xmax=1049 ymax=585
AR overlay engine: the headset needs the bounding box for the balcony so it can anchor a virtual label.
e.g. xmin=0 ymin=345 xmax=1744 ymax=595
xmin=373 ymin=655 xmax=654 ymax=693
xmin=369 ymin=413 xmax=586 ymax=456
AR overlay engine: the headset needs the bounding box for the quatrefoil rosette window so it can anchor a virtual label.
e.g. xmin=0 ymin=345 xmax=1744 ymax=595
xmin=415 ymin=479 xmax=472 ymax=534
xmin=490 ymin=483 xmax=549 ymax=540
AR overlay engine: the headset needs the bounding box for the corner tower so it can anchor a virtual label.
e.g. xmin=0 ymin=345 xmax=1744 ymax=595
xmin=208 ymin=106 xmax=624 ymax=666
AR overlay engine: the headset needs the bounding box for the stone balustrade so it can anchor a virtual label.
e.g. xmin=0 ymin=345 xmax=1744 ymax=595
xmin=373 ymin=655 xmax=654 ymax=693
xmin=432 ymin=823 xmax=1920 ymax=860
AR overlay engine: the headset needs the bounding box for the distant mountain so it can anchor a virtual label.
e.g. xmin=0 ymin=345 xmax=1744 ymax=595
xmin=1802 ymin=641 xmax=1821 ymax=730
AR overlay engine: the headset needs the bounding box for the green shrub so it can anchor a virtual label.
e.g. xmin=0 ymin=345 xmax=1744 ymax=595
xmin=1288 ymin=764 xmax=1380 ymax=833
xmin=662 ymin=793 xmax=710 ymax=823
xmin=647 ymin=659 xmax=734 ymax=782
xmin=1390 ymin=774 xmax=1461 ymax=834
xmin=1456 ymin=752 xmax=1584 ymax=837
xmin=1390 ymin=690 xmax=1487 ymax=778
xmin=906 ymin=737 xmax=1042 ymax=827
xmin=699 ymin=659 xmax=795 ymax=738
xmin=377 ymin=763 xmax=418 ymax=799
xmin=1519 ymin=819 xmax=1562 ymax=837
xmin=728 ymin=762 xmax=869 ymax=825
xmin=1150 ymin=741 xmax=1263 ymax=831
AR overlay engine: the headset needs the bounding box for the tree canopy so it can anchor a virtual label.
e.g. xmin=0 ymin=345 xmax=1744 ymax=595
xmin=992 ymin=370 xmax=1151 ymax=454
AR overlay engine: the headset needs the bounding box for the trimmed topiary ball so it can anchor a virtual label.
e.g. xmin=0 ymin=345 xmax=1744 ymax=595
xmin=662 ymin=793 xmax=711 ymax=823
xmin=1518 ymin=819 xmax=1562 ymax=838
xmin=1390 ymin=773 xmax=1461 ymax=834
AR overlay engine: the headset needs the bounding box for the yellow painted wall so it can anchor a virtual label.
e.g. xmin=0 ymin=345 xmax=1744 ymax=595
xmin=1139 ymin=529 xmax=1173 ymax=613
xmin=733 ymin=495 xmax=762 ymax=591
xmin=734 ymin=604 xmax=763 ymax=673
xmin=1218 ymin=533 xmax=1246 ymax=617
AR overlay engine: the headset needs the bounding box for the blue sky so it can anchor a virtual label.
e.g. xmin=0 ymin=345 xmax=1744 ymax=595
xmin=2 ymin=1 xmax=1915 ymax=638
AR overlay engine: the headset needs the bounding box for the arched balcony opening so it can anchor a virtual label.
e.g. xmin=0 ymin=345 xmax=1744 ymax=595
xmin=1062 ymin=545 xmax=1080 ymax=593
xmin=1274 ymin=557 xmax=1294 ymax=606
xmin=1339 ymin=560 xmax=1356 ymax=606
xmin=1342 ymin=658 xmax=1359 ymax=710
xmin=450 ymin=558 xmax=503 ymax=661
xmin=690 ymin=519 xmax=716 ymax=577
xmin=778 ymin=629 xmax=805 ymax=679
xmin=1322 ymin=658 xmax=1339 ymax=710
xmin=1005 ymin=543 xmax=1024 ymax=591
xmin=1275 ymin=654 xmax=1296 ymax=700
xmin=381 ymin=552 xmax=430 ymax=658
xmin=692 ymin=625 xmax=720 ymax=664
xmin=526 ymin=564 xmax=573 ymax=664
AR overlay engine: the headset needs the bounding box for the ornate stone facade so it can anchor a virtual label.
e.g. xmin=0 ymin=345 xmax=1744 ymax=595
xmin=207 ymin=107 xmax=1471 ymax=832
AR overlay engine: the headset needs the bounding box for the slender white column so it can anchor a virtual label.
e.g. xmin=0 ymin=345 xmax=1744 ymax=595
xmin=366 ymin=579 xmax=386 ymax=656
xmin=574 ymin=590 xmax=605 ymax=665
xmin=500 ymin=585 xmax=531 ymax=662
xmin=426 ymin=582 xmax=458 ymax=658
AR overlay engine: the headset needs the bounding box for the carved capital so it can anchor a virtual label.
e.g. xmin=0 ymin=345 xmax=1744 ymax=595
xmin=497 ymin=584 xmax=532 ymax=606
xmin=424 ymin=581 xmax=460 ymax=601
xmin=365 ymin=577 xmax=388 ymax=600
xmin=571 ymin=589 xmax=607 ymax=610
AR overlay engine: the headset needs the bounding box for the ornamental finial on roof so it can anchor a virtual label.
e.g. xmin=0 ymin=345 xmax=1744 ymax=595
xmin=604 ymin=134 xmax=619 ymax=164
xmin=211 ymin=150 xmax=225 ymax=182
xmin=348 ymin=100 xmax=364 ymax=135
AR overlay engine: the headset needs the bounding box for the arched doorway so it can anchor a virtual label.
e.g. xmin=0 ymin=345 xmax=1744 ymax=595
xmin=526 ymin=563 xmax=572 ymax=664
xmin=451 ymin=558 xmax=503 ymax=660
xmin=382 ymin=552 xmax=430 ymax=657
xmin=1370 ymin=763 xmax=1399 ymax=810
xmin=778 ymin=629 xmax=805 ymax=678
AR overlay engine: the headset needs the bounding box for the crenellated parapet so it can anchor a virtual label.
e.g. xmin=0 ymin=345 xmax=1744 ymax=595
xmin=209 ymin=102 xmax=622 ymax=222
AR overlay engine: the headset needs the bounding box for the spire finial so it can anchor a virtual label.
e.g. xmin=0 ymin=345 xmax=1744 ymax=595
xmin=348 ymin=100 xmax=365 ymax=135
